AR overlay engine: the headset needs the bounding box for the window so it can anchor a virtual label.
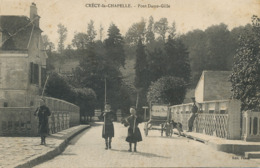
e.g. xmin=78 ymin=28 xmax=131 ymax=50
xmin=33 ymin=64 xmax=39 ymax=84
xmin=30 ymin=62 xmax=33 ymax=83
xmin=209 ymin=110 xmax=215 ymax=114
xmin=30 ymin=62 xmax=39 ymax=85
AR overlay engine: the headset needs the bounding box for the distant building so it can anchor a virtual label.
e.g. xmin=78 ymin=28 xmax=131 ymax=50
xmin=195 ymin=71 xmax=232 ymax=103
xmin=0 ymin=3 xmax=47 ymax=107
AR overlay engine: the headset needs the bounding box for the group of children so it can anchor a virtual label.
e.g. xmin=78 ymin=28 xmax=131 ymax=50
xmin=101 ymin=105 xmax=142 ymax=152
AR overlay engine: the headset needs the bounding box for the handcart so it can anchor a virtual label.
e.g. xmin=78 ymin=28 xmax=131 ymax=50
xmin=144 ymin=104 xmax=170 ymax=136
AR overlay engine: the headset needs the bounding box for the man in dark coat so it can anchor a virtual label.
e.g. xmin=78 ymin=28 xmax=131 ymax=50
xmin=187 ymin=97 xmax=198 ymax=132
xmin=101 ymin=103 xmax=115 ymax=150
xmin=124 ymin=107 xmax=142 ymax=152
xmin=34 ymin=98 xmax=51 ymax=145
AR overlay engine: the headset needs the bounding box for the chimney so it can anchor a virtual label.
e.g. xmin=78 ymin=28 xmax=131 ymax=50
xmin=30 ymin=2 xmax=40 ymax=27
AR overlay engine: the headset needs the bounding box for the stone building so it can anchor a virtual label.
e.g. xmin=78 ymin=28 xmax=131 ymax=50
xmin=195 ymin=71 xmax=232 ymax=103
xmin=0 ymin=3 xmax=47 ymax=107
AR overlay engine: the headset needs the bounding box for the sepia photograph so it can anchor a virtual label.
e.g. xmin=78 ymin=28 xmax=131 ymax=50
xmin=0 ymin=0 xmax=260 ymax=167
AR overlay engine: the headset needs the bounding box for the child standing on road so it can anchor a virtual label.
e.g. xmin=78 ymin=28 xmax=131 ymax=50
xmin=124 ymin=107 xmax=142 ymax=152
xmin=101 ymin=103 xmax=115 ymax=150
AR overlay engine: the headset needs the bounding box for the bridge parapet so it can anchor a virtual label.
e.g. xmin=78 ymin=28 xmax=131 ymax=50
xmin=242 ymin=111 xmax=260 ymax=141
xmin=170 ymin=99 xmax=241 ymax=140
xmin=0 ymin=96 xmax=80 ymax=136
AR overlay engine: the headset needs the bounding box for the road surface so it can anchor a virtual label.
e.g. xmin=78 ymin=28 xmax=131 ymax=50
xmin=35 ymin=122 xmax=260 ymax=167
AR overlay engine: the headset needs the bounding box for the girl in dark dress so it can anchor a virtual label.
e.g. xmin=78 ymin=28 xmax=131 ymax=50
xmin=34 ymin=99 xmax=51 ymax=145
xmin=101 ymin=104 xmax=115 ymax=150
xmin=124 ymin=107 xmax=142 ymax=152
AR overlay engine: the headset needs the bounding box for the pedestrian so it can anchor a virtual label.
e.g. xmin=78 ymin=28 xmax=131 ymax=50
xmin=187 ymin=97 xmax=198 ymax=132
xmin=101 ymin=103 xmax=115 ymax=150
xmin=124 ymin=107 xmax=142 ymax=152
xmin=34 ymin=98 xmax=51 ymax=145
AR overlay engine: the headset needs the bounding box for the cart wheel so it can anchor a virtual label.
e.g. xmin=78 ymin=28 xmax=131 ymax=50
xmin=145 ymin=123 xmax=148 ymax=136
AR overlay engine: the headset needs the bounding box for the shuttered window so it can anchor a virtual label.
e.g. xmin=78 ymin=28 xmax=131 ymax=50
xmin=30 ymin=62 xmax=39 ymax=85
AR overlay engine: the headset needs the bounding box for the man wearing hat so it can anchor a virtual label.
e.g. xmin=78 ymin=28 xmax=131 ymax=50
xmin=101 ymin=103 xmax=115 ymax=150
xmin=34 ymin=98 xmax=51 ymax=145
xmin=187 ymin=97 xmax=199 ymax=132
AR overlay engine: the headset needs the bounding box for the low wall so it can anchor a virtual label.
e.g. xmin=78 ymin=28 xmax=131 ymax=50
xmin=0 ymin=107 xmax=37 ymax=136
xmin=0 ymin=97 xmax=80 ymax=136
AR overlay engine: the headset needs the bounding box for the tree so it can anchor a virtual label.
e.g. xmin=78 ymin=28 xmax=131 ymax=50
xmin=135 ymin=39 xmax=148 ymax=89
xmin=146 ymin=47 xmax=165 ymax=82
xmin=86 ymin=20 xmax=97 ymax=43
xmin=45 ymin=72 xmax=76 ymax=103
xmin=154 ymin=18 xmax=168 ymax=42
xmin=168 ymin=22 xmax=176 ymax=39
xmin=99 ymin=24 xmax=104 ymax=41
xmin=105 ymin=23 xmax=125 ymax=68
xmin=147 ymin=76 xmax=187 ymax=105
xmin=57 ymin=23 xmax=68 ymax=53
xmin=74 ymin=88 xmax=97 ymax=123
xmin=42 ymin=35 xmax=55 ymax=52
xmin=230 ymin=15 xmax=260 ymax=111
xmin=180 ymin=29 xmax=208 ymax=87
xmin=204 ymin=23 xmax=233 ymax=70
xmin=134 ymin=39 xmax=149 ymax=110
xmin=164 ymin=36 xmax=191 ymax=83
xmin=145 ymin=16 xmax=155 ymax=44
xmin=72 ymin=32 xmax=88 ymax=49
xmin=125 ymin=18 xmax=146 ymax=45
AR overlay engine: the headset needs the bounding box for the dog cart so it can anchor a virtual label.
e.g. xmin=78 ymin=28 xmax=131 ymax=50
xmin=144 ymin=104 xmax=170 ymax=136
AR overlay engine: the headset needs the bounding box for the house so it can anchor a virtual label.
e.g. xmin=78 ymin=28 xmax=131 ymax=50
xmin=0 ymin=3 xmax=47 ymax=107
xmin=195 ymin=71 xmax=232 ymax=103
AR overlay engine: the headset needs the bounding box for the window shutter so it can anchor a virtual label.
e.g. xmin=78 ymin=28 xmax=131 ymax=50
xmin=33 ymin=64 xmax=39 ymax=85
xmin=30 ymin=62 xmax=33 ymax=84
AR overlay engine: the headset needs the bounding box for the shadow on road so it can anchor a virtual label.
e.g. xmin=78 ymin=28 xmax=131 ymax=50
xmin=110 ymin=149 xmax=170 ymax=159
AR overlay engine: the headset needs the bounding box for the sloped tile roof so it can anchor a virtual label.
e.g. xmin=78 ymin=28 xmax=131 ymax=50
xmin=0 ymin=15 xmax=41 ymax=50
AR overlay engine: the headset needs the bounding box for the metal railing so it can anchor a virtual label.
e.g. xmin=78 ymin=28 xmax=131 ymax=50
xmin=170 ymin=100 xmax=239 ymax=139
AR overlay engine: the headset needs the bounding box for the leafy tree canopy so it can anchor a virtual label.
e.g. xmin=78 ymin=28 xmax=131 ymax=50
xmin=147 ymin=76 xmax=187 ymax=105
xmin=230 ymin=15 xmax=260 ymax=111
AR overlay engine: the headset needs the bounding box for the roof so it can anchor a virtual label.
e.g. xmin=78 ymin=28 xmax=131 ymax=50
xmin=195 ymin=70 xmax=232 ymax=101
xmin=0 ymin=15 xmax=42 ymax=50
xmin=195 ymin=71 xmax=232 ymax=90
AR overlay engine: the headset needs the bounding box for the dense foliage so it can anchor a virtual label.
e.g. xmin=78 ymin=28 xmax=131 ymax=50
xmin=147 ymin=76 xmax=186 ymax=105
xmin=44 ymin=15 xmax=257 ymax=116
xmin=230 ymin=15 xmax=260 ymax=111
xmin=45 ymin=72 xmax=97 ymax=118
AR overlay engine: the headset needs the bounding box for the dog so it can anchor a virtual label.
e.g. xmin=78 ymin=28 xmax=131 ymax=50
xmin=171 ymin=120 xmax=183 ymax=136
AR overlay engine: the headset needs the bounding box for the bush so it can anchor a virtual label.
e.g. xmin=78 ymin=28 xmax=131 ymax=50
xmin=45 ymin=72 xmax=77 ymax=103
xmin=74 ymin=88 xmax=97 ymax=118
xmin=147 ymin=76 xmax=187 ymax=105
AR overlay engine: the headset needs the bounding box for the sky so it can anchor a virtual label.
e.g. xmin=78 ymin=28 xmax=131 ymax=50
xmin=0 ymin=0 xmax=259 ymax=47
